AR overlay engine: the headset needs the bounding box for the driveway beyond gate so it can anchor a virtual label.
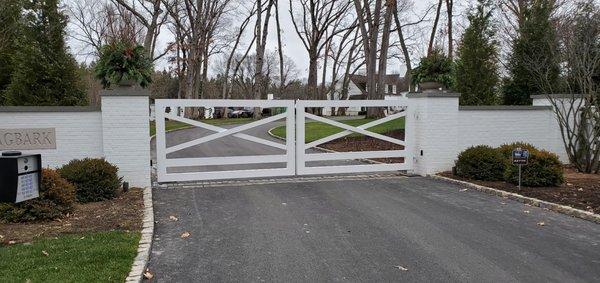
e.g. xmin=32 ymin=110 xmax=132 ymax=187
xmin=147 ymin=176 xmax=600 ymax=282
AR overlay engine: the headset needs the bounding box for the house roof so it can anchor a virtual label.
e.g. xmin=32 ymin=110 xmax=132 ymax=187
xmin=348 ymin=74 xmax=409 ymax=95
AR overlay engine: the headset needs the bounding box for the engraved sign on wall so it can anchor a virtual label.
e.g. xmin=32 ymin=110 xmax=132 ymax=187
xmin=0 ymin=128 xmax=57 ymax=150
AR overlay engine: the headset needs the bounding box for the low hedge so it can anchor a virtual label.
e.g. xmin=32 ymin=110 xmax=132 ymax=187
xmin=59 ymin=158 xmax=122 ymax=203
xmin=497 ymin=142 xmax=539 ymax=159
xmin=0 ymin=168 xmax=76 ymax=222
xmin=504 ymin=150 xmax=564 ymax=187
xmin=454 ymin=143 xmax=565 ymax=187
xmin=455 ymin=145 xmax=505 ymax=181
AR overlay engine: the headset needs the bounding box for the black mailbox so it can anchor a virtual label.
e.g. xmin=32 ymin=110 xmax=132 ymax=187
xmin=0 ymin=151 xmax=41 ymax=203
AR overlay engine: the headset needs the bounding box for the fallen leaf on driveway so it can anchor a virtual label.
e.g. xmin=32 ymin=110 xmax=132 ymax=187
xmin=42 ymin=250 xmax=49 ymax=256
xmin=537 ymin=221 xmax=546 ymax=226
xmin=181 ymin=232 xmax=191 ymax=238
xmin=169 ymin=215 xmax=179 ymax=221
xmin=394 ymin=265 xmax=408 ymax=271
xmin=459 ymin=188 xmax=468 ymax=192
xmin=143 ymin=269 xmax=154 ymax=279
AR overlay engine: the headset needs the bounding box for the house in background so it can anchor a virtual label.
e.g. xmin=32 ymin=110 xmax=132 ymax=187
xmin=324 ymin=73 xmax=410 ymax=116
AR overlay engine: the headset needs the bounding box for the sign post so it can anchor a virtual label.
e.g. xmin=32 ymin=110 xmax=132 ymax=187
xmin=511 ymin=148 xmax=529 ymax=190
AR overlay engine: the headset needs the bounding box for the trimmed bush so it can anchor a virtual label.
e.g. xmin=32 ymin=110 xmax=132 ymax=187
xmin=455 ymin=145 xmax=505 ymax=181
xmin=504 ymin=150 xmax=564 ymax=187
xmin=497 ymin=142 xmax=539 ymax=160
xmin=59 ymin=158 xmax=122 ymax=203
xmin=0 ymin=169 xmax=76 ymax=222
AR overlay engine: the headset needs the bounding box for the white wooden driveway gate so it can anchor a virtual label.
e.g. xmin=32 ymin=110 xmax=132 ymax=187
xmin=155 ymin=99 xmax=296 ymax=182
xmin=296 ymin=100 xmax=413 ymax=175
xmin=155 ymin=99 xmax=412 ymax=183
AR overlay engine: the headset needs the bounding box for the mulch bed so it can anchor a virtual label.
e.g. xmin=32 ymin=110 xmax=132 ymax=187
xmin=439 ymin=169 xmax=600 ymax=214
xmin=0 ymin=188 xmax=143 ymax=245
xmin=321 ymin=129 xmax=405 ymax=163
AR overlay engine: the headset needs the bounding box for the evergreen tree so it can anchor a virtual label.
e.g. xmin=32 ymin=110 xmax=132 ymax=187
xmin=2 ymin=0 xmax=87 ymax=106
xmin=502 ymin=0 xmax=560 ymax=105
xmin=455 ymin=0 xmax=499 ymax=105
xmin=0 ymin=0 xmax=23 ymax=102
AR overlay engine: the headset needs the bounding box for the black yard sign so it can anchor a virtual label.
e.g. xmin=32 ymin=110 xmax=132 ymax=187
xmin=512 ymin=148 xmax=529 ymax=165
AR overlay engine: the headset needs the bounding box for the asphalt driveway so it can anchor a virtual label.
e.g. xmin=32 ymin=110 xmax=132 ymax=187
xmin=147 ymin=175 xmax=600 ymax=282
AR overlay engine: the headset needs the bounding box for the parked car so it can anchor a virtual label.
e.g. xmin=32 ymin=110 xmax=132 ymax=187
xmin=214 ymin=107 xmax=235 ymax=119
xmin=228 ymin=108 xmax=254 ymax=118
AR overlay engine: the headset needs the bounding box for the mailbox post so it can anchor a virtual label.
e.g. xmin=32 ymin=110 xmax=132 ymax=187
xmin=0 ymin=151 xmax=41 ymax=203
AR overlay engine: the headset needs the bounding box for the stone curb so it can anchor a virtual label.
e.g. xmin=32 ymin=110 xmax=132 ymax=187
xmin=430 ymin=174 xmax=600 ymax=225
xmin=124 ymin=187 xmax=155 ymax=282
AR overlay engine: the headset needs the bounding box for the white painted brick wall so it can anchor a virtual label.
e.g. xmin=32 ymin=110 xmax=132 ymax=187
xmin=457 ymin=109 xmax=567 ymax=161
xmin=409 ymin=95 xmax=460 ymax=175
xmin=0 ymin=92 xmax=151 ymax=188
xmin=409 ymin=94 xmax=568 ymax=176
xmin=0 ymin=111 xmax=103 ymax=167
xmin=102 ymin=95 xmax=151 ymax=188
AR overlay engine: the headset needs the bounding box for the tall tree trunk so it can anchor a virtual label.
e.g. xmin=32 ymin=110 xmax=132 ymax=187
xmin=368 ymin=0 xmax=393 ymax=118
xmin=446 ymin=0 xmax=453 ymax=58
xmin=393 ymin=2 xmax=413 ymax=92
xmin=275 ymin=0 xmax=285 ymax=98
xmin=428 ymin=0 xmax=443 ymax=54
xmin=253 ymin=0 xmax=274 ymax=119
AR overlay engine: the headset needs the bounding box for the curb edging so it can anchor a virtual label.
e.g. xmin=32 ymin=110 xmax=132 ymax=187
xmin=430 ymin=174 xmax=600 ymax=224
xmin=125 ymin=187 xmax=154 ymax=282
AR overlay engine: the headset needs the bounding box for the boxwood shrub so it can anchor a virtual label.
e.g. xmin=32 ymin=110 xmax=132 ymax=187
xmin=497 ymin=142 xmax=539 ymax=160
xmin=59 ymin=158 xmax=122 ymax=203
xmin=0 ymin=168 xmax=76 ymax=222
xmin=504 ymin=150 xmax=564 ymax=187
xmin=455 ymin=145 xmax=505 ymax=181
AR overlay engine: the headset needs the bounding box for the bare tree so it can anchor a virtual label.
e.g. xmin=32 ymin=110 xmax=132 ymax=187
xmin=68 ymin=0 xmax=145 ymax=56
xmin=111 ymin=0 xmax=170 ymax=60
xmin=524 ymin=1 xmax=599 ymax=173
xmin=289 ymin=0 xmax=352 ymax=102
xmin=353 ymin=0 xmax=397 ymax=117
xmin=274 ymin=0 xmax=286 ymax=99
xmin=392 ymin=0 xmax=433 ymax=92
xmin=428 ymin=0 xmax=443 ymax=54
xmin=162 ymin=0 xmax=232 ymax=115
xmin=253 ymin=0 xmax=276 ymax=118
xmin=445 ymin=0 xmax=453 ymax=58
xmin=220 ymin=4 xmax=256 ymax=100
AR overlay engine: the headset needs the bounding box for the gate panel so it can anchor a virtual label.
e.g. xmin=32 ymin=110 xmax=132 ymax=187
xmin=155 ymin=99 xmax=295 ymax=182
xmin=296 ymin=100 xmax=413 ymax=175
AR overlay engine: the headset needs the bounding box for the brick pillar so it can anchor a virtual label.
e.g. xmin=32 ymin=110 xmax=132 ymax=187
xmin=407 ymin=92 xmax=460 ymax=176
xmin=101 ymin=86 xmax=151 ymax=188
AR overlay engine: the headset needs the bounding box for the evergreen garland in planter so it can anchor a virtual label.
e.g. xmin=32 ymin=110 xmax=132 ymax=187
xmin=94 ymin=42 xmax=153 ymax=89
xmin=412 ymin=48 xmax=455 ymax=91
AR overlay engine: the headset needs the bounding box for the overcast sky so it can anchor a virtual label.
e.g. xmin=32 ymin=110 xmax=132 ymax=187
xmin=66 ymin=0 xmax=476 ymax=80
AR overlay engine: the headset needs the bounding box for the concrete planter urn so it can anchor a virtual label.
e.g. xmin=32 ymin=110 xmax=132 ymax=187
xmin=418 ymin=81 xmax=444 ymax=93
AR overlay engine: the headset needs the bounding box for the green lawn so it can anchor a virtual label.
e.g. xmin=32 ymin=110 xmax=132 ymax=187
xmin=271 ymin=117 xmax=405 ymax=143
xmin=150 ymin=117 xmax=254 ymax=136
xmin=0 ymin=231 xmax=139 ymax=283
